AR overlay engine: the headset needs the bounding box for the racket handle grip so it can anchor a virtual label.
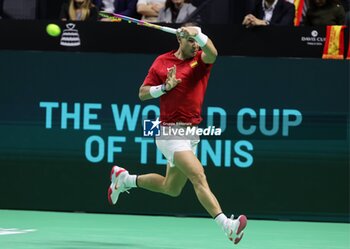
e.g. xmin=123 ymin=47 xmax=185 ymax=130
xmin=161 ymin=26 xmax=177 ymax=35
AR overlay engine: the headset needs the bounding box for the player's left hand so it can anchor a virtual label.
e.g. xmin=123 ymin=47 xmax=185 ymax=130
xmin=165 ymin=65 xmax=181 ymax=91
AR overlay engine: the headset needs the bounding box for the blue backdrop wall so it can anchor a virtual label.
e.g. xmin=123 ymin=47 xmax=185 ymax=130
xmin=0 ymin=50 xmax=348 ymax=222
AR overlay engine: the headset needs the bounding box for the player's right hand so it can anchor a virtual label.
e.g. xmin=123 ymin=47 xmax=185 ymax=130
xmin=177 ymin=27 xmax=200 ymax=40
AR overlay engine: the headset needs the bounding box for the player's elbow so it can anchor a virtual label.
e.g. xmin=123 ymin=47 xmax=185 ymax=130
xmin=202 ymin=46 xmax=218 ymax=64
xmin=139 ymin=91 xmax=146 ymax=101
xmin=209 ymin=53 xmax=218 ymax=64
xmin=139 ymin=94 xmax=147 ymax=101
xmin=211 ymin=48 xmax=219 ymax=60
xmin=204 ymin=53 xmax=218 ymax=64
xmin=139 ymin=86 xmax=148 ymax=101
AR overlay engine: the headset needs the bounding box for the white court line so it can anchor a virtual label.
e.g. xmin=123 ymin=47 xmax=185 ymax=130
xmin=0 ymin=228 xmax=37 ymax=235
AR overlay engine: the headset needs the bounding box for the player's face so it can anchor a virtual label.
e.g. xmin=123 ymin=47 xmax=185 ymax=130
xmin=179 ymin=37 xmax=199 ymax=59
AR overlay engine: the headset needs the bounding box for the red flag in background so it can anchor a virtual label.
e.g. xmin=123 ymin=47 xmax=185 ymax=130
xmin=294 ymin=0 xmax=305 ymax=26
xmin=322 ymin=25 xmax=346 ymax=59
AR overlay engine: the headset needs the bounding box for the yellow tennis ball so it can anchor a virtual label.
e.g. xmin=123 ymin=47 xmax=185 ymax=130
xmin=46 ymin=24 xmax=61 ymax=37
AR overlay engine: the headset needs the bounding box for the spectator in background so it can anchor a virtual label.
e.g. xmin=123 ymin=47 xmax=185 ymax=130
xmin=303 ymin=0 xmax=345 ymax=25
xmin=341 ymin=0 xmax=350 ymax=26
xmin=100 ymin=0 xmax=140 ymax=19
xmin=340 ymin=0 xmax=349 ymax=14
xmin=158 ymin=0 xmax=198 ymax=23
xmin=92 ymin=0 xmax=103 ymax=10
xmin=242 ymin=0 xmax=295 ymax=27
xmin=137 ymin=0 xmax=165 ymax=22
xmin=101 ymin=0 xmax=114 ymax=12
xmin=0 ymin=0 xmax=3 ymax=19
xmin=60 ymin=0 xmax=98 ymax=21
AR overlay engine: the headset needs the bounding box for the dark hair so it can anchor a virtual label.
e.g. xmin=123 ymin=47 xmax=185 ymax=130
xmin=181 ymin=22 xmax=201 ymax=27
xmin=165 ymin=0 xmax=192 ymax=10
xmin=165 ymin=0 xmax=172 ymax=10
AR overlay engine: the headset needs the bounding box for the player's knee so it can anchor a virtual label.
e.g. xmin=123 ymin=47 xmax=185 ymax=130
xmin=165 ymin=186 xmax=183 ymax=197
xmin=189 ymin=172 xmax=207 ymax=188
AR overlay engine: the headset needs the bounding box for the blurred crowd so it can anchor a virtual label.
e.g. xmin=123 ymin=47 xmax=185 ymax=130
xmin=0 ymin=0 xmax=348 ymax=26
xmin=242 ymin=0 xmax=348 ymax=26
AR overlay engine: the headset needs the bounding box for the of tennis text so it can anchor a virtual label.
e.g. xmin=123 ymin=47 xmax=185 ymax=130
xmin=39 ymin=102 xmax=302 ymax=168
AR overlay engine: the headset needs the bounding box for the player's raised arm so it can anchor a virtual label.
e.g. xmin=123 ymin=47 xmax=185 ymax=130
xmin=200 ymin=37 xmax=218 ymax=64
xmin=177 ymin=26 xmax=218 ymax=64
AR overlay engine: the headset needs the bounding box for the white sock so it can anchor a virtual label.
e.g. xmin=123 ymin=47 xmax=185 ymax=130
xmin=124 ymin=174 xmax=137 ymax=188
xmin=214 ymin=213 xmax=228 ymax=231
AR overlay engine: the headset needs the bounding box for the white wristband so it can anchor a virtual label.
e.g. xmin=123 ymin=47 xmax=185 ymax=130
xmin=194 ymin=32 xmax=208 ymax=47
xmin=149 ymin=85 xmax=165 ymax=98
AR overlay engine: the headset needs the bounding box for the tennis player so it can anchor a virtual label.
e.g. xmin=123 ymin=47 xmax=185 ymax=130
xmin=108 ymin=23 xmax=247 ymax=245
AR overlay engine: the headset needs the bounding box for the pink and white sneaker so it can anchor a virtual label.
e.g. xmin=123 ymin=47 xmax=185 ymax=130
xmin=107 ymin=166 xmax=131 ymax=205
xmin=226 ymin=215 xmax=247 ymax=245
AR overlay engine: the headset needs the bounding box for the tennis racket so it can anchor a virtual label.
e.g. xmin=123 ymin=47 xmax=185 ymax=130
xmin=99 ymin=11 xmax=178 ymax=35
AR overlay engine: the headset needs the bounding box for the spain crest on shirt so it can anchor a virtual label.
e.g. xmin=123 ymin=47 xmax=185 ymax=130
xmin=190 ymin=60 xmax=198 ymax=68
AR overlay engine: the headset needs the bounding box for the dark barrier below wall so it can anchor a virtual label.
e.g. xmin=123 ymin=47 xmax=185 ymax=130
xmin=0 ymin=50 xmax=349 ymax=222
xmin=0 ymin=20 xmax=349 ymax=58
